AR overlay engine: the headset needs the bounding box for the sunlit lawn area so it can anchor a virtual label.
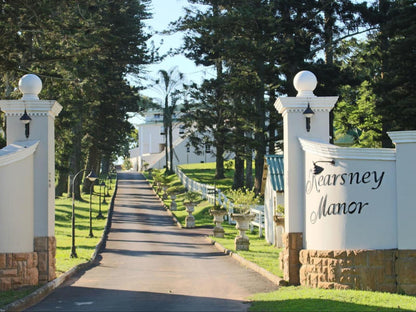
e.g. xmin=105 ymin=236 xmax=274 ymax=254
xmin=249 ymin=286 xmax=416 ymax=311
xmin=178 ymin=161 xmax=235 ymax=191
xmin=54 ymin=181 xmax=114 ymax=275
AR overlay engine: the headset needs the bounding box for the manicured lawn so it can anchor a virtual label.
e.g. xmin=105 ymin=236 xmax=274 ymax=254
xmin=54 ymin=185 xmax=113 ymax=275
xmin=0 ymin=286 xmax=39 ymax=308
xmin=210 ymin=223 xmax=283 ymax=278
xmin=178 ymin=162 xmax=235 ymax=191
xmin=249 ymin=286 xmax=416 ymax=311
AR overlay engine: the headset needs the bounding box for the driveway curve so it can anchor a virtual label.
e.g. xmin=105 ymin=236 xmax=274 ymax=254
xmin=27 ymin=171 xmax=277 ymax=311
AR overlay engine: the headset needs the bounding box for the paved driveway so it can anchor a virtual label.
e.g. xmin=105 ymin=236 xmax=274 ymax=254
xmin=27 ymin=172 xmax=277 ymax=311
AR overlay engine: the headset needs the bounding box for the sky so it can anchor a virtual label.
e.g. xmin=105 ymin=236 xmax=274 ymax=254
xmin=140 ymin=0 xmax=213 ymax=98
xmin=129 ymin=0 xmax=212 ymax=127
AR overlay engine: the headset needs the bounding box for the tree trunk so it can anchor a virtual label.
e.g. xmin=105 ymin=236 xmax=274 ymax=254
xmin=233 ymin=155 xmax=245 ymax=189
xmin=82 ymin=145 xmax=100 ymax=193
xmin=101 ymin=152 xmax=111 ymax=177
xmin=215 ymin=143 xmax=225 ymax=179
xmin=70 ymin=122 xmax=83 ymax=200
xmin=245 ymin=152 xmax=253 ymax=189
xmin=168 ymin=121 xmax=174 ymax=173
xmin=55 ymin=170 xmax=68 ymax=197
xmin=254 ymin=59 xmax=266 ymax=194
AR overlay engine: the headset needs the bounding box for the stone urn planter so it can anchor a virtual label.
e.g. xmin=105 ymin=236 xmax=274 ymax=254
xmin=210 ymin=208 xmax=227 ymax=238
xmin=170 ymin=194 xmax=177 ymax=211
xmin=231 ymin=213 xmax=256 ymax=251
xmin=273 ymin=215 xmax=285 ymax=248
xmin=273 ymin=215 xmax=285 ymax=227
xmin=184 ymin=202 xmax=196 ymax=228
xmin=162 ymin=185 xmax=169 ymax=200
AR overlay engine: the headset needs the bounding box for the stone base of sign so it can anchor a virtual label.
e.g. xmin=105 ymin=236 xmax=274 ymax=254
xmin=280 ymin=232 xmax=303 ymax=285
xmin=299 ymin=249 xmax=416 ymax=295
xmin=396 ymin=250 xmax=416 ymax=295
xmin=0 ymin=252 xmax=38 ymax=291
xmin=34 ymin=236 xmax=56 ymax=284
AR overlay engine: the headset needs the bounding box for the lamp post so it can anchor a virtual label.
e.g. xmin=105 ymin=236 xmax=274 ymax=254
xmin=70 ymin=169 xmax=97 ymax=258
xmin=87 ymin=171 xmax=98 ymax=237
xmin=97 ymin=181 xmax=106 ymax=219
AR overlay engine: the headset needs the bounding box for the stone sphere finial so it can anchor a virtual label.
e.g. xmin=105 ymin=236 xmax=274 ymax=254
xmin=293 ymin=70 xmax=317 ymax=97
xmin=19 ymin=74 xmax=42 ymax=100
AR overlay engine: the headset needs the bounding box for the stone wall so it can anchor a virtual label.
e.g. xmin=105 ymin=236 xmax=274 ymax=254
xmin=396 ymin=250 xmax=416 ymax=295
xmin=281 ymin=233 xmax=303 ymax=285
xmin=0 ymin=253 xmax=38 ymax=291
xmin=0 ymin=237 xmax=56 ymax=291
xmin=34 ymin=237 xmax=56 ymax=284
xmin=299 ymin=249 xmax=416 ymax=295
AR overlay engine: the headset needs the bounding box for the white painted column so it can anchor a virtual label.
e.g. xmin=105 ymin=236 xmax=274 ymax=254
xmin=274 ymin=71 xmax=338 ymax=234
xmin=388 ymin=131 xmax=416 ymax=249
xmin=0 ymin=74 xmax=62 ymax=237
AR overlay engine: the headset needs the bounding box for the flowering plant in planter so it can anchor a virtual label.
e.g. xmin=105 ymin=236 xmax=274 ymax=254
xmin=183 ymin=191 xmax=200 ymax=205
xmin=210 ymin=205 xmax=227 ymax=238
xmin=228 ymin=188 xmax=260 ymax=214
xmin=274 ymin=204 xmax=285 ymax=227
xmin=183 ymin=191 xmax=200 ymax=228
xmin=167 ymin=185 xmax=185 ymax=211
xmin=228 ymin=188 xmax=260 ymax=251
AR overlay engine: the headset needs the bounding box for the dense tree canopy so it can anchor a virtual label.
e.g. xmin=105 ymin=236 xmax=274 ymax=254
xmin=0 ymin=0 xmax=152 ymax=198
xmin=1 ymin=0 xmax=414 ymax=193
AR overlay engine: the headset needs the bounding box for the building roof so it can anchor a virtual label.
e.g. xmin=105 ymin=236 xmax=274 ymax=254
xmin=265 ymin=154 xmax=284 ymax=192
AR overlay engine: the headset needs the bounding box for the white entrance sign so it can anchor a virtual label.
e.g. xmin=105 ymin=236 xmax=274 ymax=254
xmin=300 ymin=138 xmax=396 ymax=250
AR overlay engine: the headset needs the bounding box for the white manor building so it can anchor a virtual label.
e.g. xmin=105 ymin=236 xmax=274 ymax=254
xmin=130 ymin=108 xmax=217 ymax=171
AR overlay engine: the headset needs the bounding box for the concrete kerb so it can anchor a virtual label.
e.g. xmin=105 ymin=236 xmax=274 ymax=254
xmin=1 ymin=177 xmax=119 ymax=312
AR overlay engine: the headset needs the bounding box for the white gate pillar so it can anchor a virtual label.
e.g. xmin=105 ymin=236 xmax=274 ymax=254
xmin=274 ymin=71 xmax=338 ymax=284
xmin=388 ymin=131 xmax=416 ymax=249
xmin=0 ymin=74 xmax=62 ymax=283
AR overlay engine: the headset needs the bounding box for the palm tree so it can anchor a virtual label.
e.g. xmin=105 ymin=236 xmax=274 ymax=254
xmin=152 ymin=67 xmax=184 ymax=173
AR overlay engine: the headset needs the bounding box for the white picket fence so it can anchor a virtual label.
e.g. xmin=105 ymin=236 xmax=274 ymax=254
xmin=175 ymin=167 xmax=264 ymax=236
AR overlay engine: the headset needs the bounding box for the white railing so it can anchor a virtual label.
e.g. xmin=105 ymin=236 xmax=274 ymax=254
xmin=175 ymin=166 xmax=264 ymax=235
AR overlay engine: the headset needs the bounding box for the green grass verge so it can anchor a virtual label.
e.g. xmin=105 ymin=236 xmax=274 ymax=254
xmin=178 ymin=162 xmax=235 ymax=191
xmin=0 ymin=286 xmax=40 ymax=308
xmin=54 ymin=185 xmax=113 ymax=275
xmin=209 ymin=224 xmax=282 ymax=278
xmin=249 ymin=286 xmax=416 ymax=311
